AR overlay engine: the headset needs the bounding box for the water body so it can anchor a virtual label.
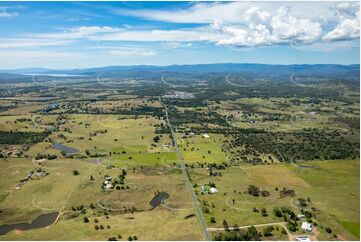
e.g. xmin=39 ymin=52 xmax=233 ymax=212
xmin=149 ymin=192 xmax=169 ymax=209
xmin=53 ymin=143 xmax=79 ymax=155
xmin=0 ymin=212 xmax=59 ymax=236
xmin=23 ymin=73 xmax=86 ymax=77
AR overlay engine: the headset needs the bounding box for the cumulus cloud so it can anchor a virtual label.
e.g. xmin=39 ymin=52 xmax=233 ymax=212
xmin=323 ymin=2 xmax=360 ymax=41
xmin=2 ymin=2 xmax=359 ymax=50
xmin=116 ymin=1 xmax=359 ymax=47
xmin=202 ymin=6 xmax=322 ymax=47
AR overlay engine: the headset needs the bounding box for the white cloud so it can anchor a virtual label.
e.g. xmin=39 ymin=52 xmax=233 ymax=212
xmin=0 ymin=38 xmax=75 ymax=48
xmin=33 ymin=26 xmax=121 ymax=39
xmin=0 ymin=6 xmax=19 ymax=17
xmin=116 ymin=2 xmax=338 ymax=24
xmin=115 ymin=2 xmax=250 ymax=24
xmin=202 ymin=6 xmax=322 ymax=47
xmin=0 ymin=50 xmax=84 ymax=59
xmin=162 ymin=41 xmax=192 ymax=49
xmin=89 ymin=28 xmax=210 ymax=42
xmin=270 ymin=7 xmax=322 ymax=44
xmin=2 ymin=2 xmax=359 ymax=51
xmin=0 ymin=10 xmax=18 ymax=17
xmin=109 ymin=48 xmax=156 ymax=56
xmin=323 ymin=3 xmax=360 ymax=41
xmin=115 ymin=1 xmax=359 ymax=47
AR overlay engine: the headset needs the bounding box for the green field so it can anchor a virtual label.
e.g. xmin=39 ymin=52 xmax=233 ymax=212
xmin=189 ymin=159 xmax=360 ymax=241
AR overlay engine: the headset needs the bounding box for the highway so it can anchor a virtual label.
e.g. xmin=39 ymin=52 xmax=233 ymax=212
xmin=160 ymin=97 xmax=211 ymax=241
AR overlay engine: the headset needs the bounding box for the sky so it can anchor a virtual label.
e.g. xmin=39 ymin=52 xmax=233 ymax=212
xmin=0 ymin=1 xmax=359 ymax=69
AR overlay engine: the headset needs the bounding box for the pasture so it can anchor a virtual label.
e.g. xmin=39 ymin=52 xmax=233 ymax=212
xmin=189 ymin=159 xmax=359 ymax=241
xmin=0 ymin=157 xmax=203 ymax=240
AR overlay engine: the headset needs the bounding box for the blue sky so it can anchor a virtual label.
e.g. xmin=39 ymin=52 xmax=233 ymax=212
xmin=0 ymin=1 xmax=359 ymax=69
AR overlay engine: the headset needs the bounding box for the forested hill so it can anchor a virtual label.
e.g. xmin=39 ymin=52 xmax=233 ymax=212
xmin=0 ymin=63 xmax=359 ymax=82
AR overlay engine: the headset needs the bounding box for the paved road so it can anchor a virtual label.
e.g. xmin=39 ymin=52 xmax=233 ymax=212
xmin=160 ymin=97 xmax=211 ymax=241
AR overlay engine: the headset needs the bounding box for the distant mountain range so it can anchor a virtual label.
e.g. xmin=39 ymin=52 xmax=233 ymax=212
xmin=0 ymin=63 xmax=359 ymax=82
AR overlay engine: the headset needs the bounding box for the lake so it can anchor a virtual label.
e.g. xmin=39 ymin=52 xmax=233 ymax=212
xmin=0 ymin=212 xmax=59 ymax=236
xmin=53 ymin=143 xmax=79 ymax=155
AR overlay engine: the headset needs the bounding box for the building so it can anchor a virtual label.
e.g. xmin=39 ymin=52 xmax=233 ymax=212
xmin=34 ymin=171 xmax=47 ymax=177
xmin=209 ymin=187 xmax=218 ymax=194
xmin=182 ymin=132 xmax=195 ymax=138
xmin=162 ymin=91 xmax=195 ymax=99
xmin=301 ymin=222 xmax=312 ymax=232
xmin=202 ymin=133 xmax=210 ymax=138
xmin=104 ymin=183 xmax=113 ymax=190
xmin=297 ymin=214 xmax=306 ymax=219
xmin=104 ymin=180 xmax=113 ymax=190
xmin=297 ymin=236 xmax=311 ymax=242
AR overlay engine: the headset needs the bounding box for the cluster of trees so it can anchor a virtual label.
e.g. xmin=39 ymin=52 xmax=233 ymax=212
xmin=225 ymin=128 xmax=358 ymax=163
xmin=58 ymin=100 xmax=163 ymax=117
xmin=247 ymin=185 xmax=270 ymax=197
xmin=0 ymin=131 xmax=49 ymax=145
xmin=168 ymin=108 xmax=229 ymax=128
xmin=35 ymin=153 xmax=57 ymax=160
xmin=213 ymin=226 xmax=262 ymax=241
xmin=273 ymin=206 xmax=306 ymax=232
xmin=332 ymin=116 xmax=360 ymax=130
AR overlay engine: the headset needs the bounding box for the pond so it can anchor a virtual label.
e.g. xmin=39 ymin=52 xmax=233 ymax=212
xmin=0 ymin=212 xmax=59 ymax=236
xmin=53 ymin=143 xmax=79 ymax=155
xmin=149 ymin=192 xmax=169 ymax=209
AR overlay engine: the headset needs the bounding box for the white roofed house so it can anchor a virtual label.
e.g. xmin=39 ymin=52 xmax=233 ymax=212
xmin=202 ymin=133 xmax=210 ymax=139
xmin=104 ymin=180 xmax=113 ymax=190
xmin=301 ymin=222 xmax=312 ymax=232
xmin=297 ymin=236 xmax=311 ymax=242
xmin=209 ymin=187 xmax=218 ymax=194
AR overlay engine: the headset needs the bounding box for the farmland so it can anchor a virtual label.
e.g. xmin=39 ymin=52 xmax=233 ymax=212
xmin=0 ymin=64 xmax=359 ymax=241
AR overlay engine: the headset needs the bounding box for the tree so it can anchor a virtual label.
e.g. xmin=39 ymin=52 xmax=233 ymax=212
xmin=273 ymin=207 xmax=282 ymax=217
xmin=325 ymin=227 xmax=332 ymax=233
xmin=210 ymin=217 xmax=216 ymax=223
xmin=247 ymin=185 xmax=260 ymax=196
xmin=84 ymin=217 xmax=89 ymax=223
xmin=223 ymin=220 xmax=229 ymax=231
xmin=153 ymin=136 xmax=160 ymax=143
xmin=261 ymin=208 xmax=268 ymax=217
xmin=298 ymin=198 xmax=307 ymax=207
xmin=73 ymin=170 xmax=80 ymax=176
xmin=263 ymin=226 xmax=274 ymax=237
xmin=247 ymin=226 xmax=261 ymax=240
